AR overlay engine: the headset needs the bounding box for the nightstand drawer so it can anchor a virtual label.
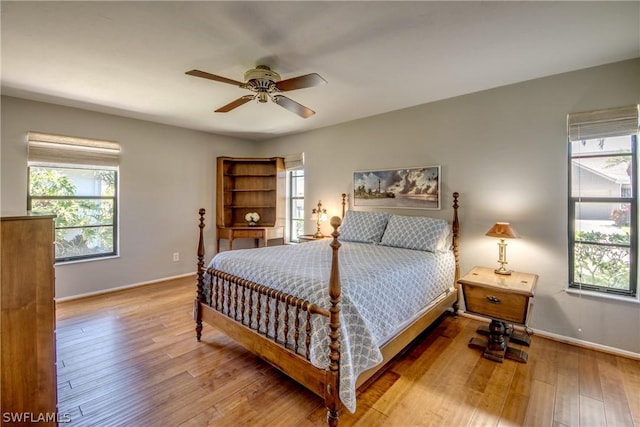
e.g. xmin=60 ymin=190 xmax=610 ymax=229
xmin=463 ymin=284 xmax=530 ymax=324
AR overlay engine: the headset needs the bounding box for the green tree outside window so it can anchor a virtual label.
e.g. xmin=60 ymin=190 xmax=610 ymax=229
xmin=29 ymin=166 xmax=117 ymax=261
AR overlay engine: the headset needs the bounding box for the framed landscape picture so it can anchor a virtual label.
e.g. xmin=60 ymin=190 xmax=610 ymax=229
xmin=353 ymin=165 xmax=441 ymax=209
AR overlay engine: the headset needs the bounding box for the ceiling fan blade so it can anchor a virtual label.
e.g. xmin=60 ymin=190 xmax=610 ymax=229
xmin=186 ymin=69 xmax=245 ymax=87
xmin=215 ymin=95 xmax=255 ymax=113
xmin=273 ymin=95 xmax=315 ymax=118
xmin=275 ymin=73 xmax=327 ymax=92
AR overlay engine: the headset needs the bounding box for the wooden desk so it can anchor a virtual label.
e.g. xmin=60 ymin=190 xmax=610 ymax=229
xmin=216 ymin=226 xmax=284 ymax=252
xmin=458 ymin=266 xmax=537 ymax=363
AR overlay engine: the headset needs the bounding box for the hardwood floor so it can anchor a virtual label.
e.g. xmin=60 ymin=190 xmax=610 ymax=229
xmin=55 ymin=276 xmax=640 ymax=426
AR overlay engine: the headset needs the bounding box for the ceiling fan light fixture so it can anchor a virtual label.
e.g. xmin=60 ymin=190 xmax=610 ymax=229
xmin=258 ymin=92 xmax=269 ymax=103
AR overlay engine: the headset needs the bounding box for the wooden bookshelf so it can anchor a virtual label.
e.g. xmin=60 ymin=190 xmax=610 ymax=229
xmin=216 ymin=157 xmax=285 ymax=250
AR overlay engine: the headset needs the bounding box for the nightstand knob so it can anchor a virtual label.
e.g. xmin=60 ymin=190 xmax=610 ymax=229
xmin=486 ymin=295 xmax=501 ymax=304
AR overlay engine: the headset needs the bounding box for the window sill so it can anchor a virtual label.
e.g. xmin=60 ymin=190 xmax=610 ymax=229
xmin=56 ymin=255 xmax=120 ymax=266
xmin=565 ymin=287 xmax=639 ymax=304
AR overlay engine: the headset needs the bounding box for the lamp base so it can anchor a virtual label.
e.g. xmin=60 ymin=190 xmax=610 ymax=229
xmin=313 ymin=232 xmax=324 ymax=238
xmin=494 ymin=266 xmax=512 ymax=275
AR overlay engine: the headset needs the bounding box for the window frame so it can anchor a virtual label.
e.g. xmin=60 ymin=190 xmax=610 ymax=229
xmin=27 ymin=164 xmax=119 ymax=263
xmin=568 ymin=135 xmax=638 ymax=298
xmin=287 ymin=168 xmax=304 ymax=243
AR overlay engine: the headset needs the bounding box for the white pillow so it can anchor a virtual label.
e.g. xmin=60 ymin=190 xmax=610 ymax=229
xmin=380 ymin=214 xmax=450 ymax=252
xmin=339 ymin=210 xmax=390 ymax=243
xmin=436 ymin=224 xmax=453 ymax=252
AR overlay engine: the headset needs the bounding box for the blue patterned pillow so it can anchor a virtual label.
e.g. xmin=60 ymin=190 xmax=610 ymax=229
xmin=380 ymin=215 xmax=449 ymax=252
xmin=339 ymin=210 xmax=390 ymax=243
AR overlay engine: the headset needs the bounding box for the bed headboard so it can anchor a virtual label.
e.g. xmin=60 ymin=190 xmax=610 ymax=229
xmin=339 ymin=191 xmax=460 ymax=282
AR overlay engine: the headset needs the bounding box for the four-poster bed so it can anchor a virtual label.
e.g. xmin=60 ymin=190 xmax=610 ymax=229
xmin=194 ymin=192 xmax=461 ymax=426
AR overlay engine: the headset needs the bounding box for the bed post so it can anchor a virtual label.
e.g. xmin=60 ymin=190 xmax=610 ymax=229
xmin=451 ymin=192 xmax=460 ymax=316
xmin=195 ymin=208 xmax=206 ymax=341
xmin=325 ymin=216 xmax=342 ymax=427
xmin=341 ymin=193 xmax=347 ymax=218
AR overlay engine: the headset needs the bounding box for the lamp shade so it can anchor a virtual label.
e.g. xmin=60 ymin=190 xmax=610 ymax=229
xmin=485 ymin=222 xmax=519 ymax=239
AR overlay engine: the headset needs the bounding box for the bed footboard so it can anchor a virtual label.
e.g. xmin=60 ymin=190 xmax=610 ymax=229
xmin=204 ymin=269 xmax=330 ymax=358
xmin=194 ymin=209 xmax=343 ymax=426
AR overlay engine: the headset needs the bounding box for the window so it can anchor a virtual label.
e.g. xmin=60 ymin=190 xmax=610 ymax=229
xmin=568 ymin=105 xmax=639 ymax=298
xmin=284 ymin=153 xmax=304 ymax=243
xmin=27 ymin=132 xmax=120 ymax=262
xmin=288 ymin=170 xmax=305 ymax=242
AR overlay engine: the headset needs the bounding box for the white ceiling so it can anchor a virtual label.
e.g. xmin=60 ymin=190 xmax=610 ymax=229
xmin=2 ymin=1 xmax=639 ymax=141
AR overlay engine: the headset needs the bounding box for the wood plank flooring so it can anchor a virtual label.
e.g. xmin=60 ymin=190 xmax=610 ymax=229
xmin=55 ymin=276 xmax=640 ymax=426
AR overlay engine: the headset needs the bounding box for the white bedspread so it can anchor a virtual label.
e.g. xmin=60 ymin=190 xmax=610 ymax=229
xmin=207 ymin=240 xmax=455 ymax=413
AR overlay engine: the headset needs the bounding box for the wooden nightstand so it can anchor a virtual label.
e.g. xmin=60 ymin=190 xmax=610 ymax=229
xmin=297 ymin=234 xmax=331 ymax=243
xmin=458 ymin=266 xmax=537 ymax=363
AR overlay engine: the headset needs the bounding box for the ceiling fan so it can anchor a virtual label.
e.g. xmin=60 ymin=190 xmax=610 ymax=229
xmin=186 ymin=65 xmax=327 ymax=118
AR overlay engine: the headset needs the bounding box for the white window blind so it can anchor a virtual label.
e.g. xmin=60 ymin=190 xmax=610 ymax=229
xmin=284 ymin=152 xmax=304 ymax=170
xmin=28 ymin=132 xmax=121 ymax=167
xmin=568 ymin=105 xmax=639 ymax=141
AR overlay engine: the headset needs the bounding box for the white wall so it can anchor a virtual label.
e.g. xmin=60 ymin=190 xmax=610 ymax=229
xmin=257 ymin=58 xmax=640 ymax=355
xmin=1 ymin=96 xmax=256 ymax=298
xmin=3 ymin=59 xmax=639 ymax=355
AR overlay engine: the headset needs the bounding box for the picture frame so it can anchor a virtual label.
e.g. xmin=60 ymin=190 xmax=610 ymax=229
xmin=353 ymin=165 xmax=441 ymax=210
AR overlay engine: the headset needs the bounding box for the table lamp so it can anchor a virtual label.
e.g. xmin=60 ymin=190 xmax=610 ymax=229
xmin=486 ymin=222 xmax=519 ymax=275
xmin=312 ymin=201 xmax=328 ymax=238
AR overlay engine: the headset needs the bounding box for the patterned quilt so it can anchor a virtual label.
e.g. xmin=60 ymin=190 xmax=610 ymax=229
xmin=207 ymin=240 xmax=455 ymax=413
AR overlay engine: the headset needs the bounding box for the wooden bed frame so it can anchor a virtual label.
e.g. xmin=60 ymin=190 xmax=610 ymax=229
xmin=194 ymin=192 xmax=460 ymax=426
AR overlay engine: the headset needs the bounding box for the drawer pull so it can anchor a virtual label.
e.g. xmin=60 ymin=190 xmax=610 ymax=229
xmin=486 ymin=296 xmax=501 ymax=304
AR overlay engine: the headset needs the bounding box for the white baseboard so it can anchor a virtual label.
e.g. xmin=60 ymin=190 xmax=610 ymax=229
xmin=459 ymin=311 xmax=640 ymax=360
xmin=55 ymin=272 xmax=196 ymax=302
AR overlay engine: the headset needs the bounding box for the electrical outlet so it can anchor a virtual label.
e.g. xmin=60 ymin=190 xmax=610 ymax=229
xmin=173 ymin=252 xmax=179 ymax=262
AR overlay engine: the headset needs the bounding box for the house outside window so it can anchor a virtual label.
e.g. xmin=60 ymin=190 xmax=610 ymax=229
xmin=26 ymin=132 xmax=120 ymax=263
xmin=568 ymin=105 xmax=639 ymax=298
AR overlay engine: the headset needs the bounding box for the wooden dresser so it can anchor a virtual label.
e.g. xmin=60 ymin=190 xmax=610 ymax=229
xmin=1 ymin=213 xmax=57 ymax=425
